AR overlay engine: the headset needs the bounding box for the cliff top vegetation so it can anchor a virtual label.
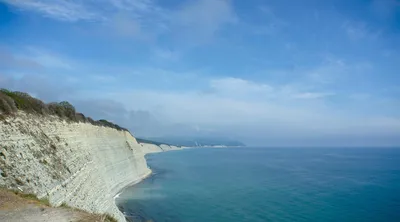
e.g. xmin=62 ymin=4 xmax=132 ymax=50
xmin=0 ymin=89 xmax=127 ymax=132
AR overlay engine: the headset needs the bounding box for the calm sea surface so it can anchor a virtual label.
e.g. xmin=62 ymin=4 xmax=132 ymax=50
xmin=117 ymin=147 xmax=400 ymax=222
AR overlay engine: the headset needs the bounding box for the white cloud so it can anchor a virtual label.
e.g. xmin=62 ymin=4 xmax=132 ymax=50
xmin=210 ymin=77 xmax=273 ymax=96
xmin=342 ymin=21 xmax=381 ymax=41
xmin=209 ymin=76 xmax=335 ymax=101
xmin=2 ymin=0 xmax=100 ymax=21
xmin=0 ymin=47 xmax=42 ymax=70
xmin=300 ymin=56 xmax=374 ymax=91
xmin=293 ymin=92 xmax=335 ymax=99
xmin=105 ymin=0 xmax=169 ymax=39
xmin=1 ymin=0 xmax=160 ymax=22
xmin=22 ymin=48 xmax=73 ymax=69
xmin=2 ymin=0 xmax=237 ymax=44
xmin=3 ymin=55 xmax=398 ymax=145
xmin=153 ymin=48 xmax=180 ymax=61
xmin=174 ymin=0 xmax=238 ymax=41
xmin=33 ymin=53 xmax=72 ymax=70
xmin=108 ymin=0 xmax=154 ymax=12
xmin=102 ymin=84 xmax=400 ymax=145
xmin=110 ymin=14 xmax=143 ymax=37
xmin=306 ymin=57 xmax=346 ymax=84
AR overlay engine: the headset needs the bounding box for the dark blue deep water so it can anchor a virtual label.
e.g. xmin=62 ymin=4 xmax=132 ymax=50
xmin=117 ymin=148 xmax=400 ymax=222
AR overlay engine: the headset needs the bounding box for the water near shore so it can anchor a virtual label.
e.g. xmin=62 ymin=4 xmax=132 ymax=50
xmin=117 ymin=147 xmax=400 ymax=222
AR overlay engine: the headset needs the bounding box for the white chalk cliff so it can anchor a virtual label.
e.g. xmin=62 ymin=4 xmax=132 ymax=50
xmin=0 ymin=112 xmax=181 ymax=222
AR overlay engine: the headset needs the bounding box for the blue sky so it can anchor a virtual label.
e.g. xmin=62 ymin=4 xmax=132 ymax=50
xmin=0 ymin=0 xmax=399 ymax=146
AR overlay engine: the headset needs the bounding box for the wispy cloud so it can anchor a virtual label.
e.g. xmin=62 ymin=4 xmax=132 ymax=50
xmin=293 ymin=92 xmax=335 ymax=99
xmin=153 ymin=48 xmax=180 ymax=61
xmin=1 ymin=0 xmax=100 ymax=21
xmin=302 ymin=56 xmax=374 ymax=89
xmin=2 ymin=0 xmax=238 ymax=44
xmin=27 ymin=48 xmax=73 ymax=69
xmin=1 ymin=0 xmax=162 ymax=22
xmin=109 ymin=14 xmax=143 ymax=37
xmin=2 ymin=53 xmax=399 ymax=145
xmin=174 ymin=0 xmax=238 ymax=42
xmin=1 ymin=0 xmax=399 ymax=146
xmin=101 ymin=79 xmax=400 ymax=145
xmin=108 ymin=0 xmax=155 ymax=12
xmin=0 ymin=46 xmax=42 ymax=70
xmin=210 ymin=77 xmax=273 ymax=96
xmin=342 ymin=21 xmax=381 ymax=41
xmin=210 ymin=77 xmax=335 ymax=101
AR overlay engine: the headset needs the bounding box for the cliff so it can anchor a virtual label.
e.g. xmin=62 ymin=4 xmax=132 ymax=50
xmin=140 ymin=143 xmax=181 ymax=153
xmin=0 ymin=112 xmax=176 ymax=222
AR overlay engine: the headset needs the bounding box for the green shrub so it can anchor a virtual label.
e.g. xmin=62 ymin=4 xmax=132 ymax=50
xmin=47 ymin=101 xmax=77 ymax=121
xmin=86 ymin=117 xmax=95 ymax=124
xmin=0 ymin=92 xmax=17 ymax=114
xmin=59 ymin=101 xmax=76 ymax=120
xmin=0 ymin=89 xmax=47 ymax=114
xmin=0 ymin=88 xmax=129 ymax=132
xmin=75 ymin=112 xmax=86 ymax=122
xmin=47 ymin=102 xmax=65 ymax=118
xmin=95 ymin=119 xmax=126 ymax=131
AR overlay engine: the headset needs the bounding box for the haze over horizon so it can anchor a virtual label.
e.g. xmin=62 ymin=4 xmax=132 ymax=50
xmin=0 ymin=0 xmax=399 ymax=146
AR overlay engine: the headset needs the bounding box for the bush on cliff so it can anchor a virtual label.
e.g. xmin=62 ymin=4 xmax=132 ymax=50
xmin=75 ymin=112 xmax=86 ymax=122
xmin=86 ymin=117 xmax=95 ymax=124
xmin=47 ymin=102 xmax=66 ymax=118
xmin=0 ymin=88 xmax=127 ymax=131
xmin=59 ymin=101 xmax=76 ymax=120
xmin=47 ymin=101 xmax=77 ymax=121
xmin=0 ymin=89 xmax=48 ymax=115
xmin=0 ymin=91 xmax=18 ymax=114
xmin=95 ymin=119 xmax=128 ymax=131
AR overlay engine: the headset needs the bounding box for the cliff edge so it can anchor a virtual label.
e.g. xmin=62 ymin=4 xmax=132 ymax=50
xmin=0 ymin=112 xmax=152 ymax=221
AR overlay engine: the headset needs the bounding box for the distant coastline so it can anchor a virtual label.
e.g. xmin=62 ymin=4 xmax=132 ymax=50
xmin=137 ymin=137 xmax=246 ymax=148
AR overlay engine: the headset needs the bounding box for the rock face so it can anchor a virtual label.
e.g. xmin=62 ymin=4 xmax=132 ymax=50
xmin=140 ymin=143 xmax=181 ymax=153
xmin=140 ymin=143 xmax=164 ymax=154
xmin=0 ymin=112 xmax=156 ymax=222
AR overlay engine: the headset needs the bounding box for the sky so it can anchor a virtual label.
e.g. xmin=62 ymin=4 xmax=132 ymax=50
xmin=0 ymin=0 xmax=399 ymax=147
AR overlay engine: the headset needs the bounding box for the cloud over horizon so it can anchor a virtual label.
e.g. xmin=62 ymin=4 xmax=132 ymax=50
xmin=0 ymin=0 xmax=399 ymax=146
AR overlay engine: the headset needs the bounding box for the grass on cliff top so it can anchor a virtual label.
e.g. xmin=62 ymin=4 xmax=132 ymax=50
xmin=0 ymin=88 xmax=128 ymax=132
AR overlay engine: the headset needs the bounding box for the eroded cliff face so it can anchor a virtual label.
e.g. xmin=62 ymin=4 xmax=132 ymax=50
xmin=140 ymin=143 xmax=181 ymax=153
xmin=140 ymin=143 xmax=164 ymax=154
xmin=0 ymin=112 xmax=153 ymax=222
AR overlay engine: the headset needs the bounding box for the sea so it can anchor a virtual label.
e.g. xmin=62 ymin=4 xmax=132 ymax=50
xmin=116 ymin=147 xmax=400 ymax=222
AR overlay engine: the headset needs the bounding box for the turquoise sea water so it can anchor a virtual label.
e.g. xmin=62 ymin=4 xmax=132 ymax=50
xmin=117 ymin=148 xmax=400 ymax=222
